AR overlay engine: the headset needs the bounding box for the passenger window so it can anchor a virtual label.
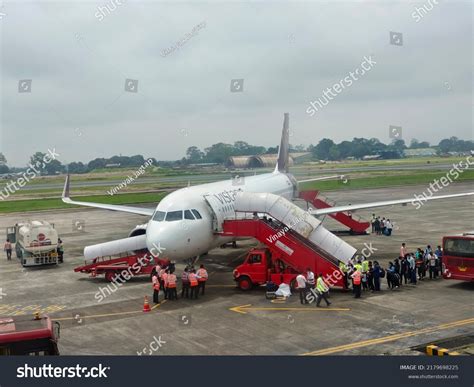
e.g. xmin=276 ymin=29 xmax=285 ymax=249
xmin=165 ymin=211 xmax=183 ymax=221
xmin=191 ymin=209 xmax=202 ymax=219
xmin=184 ymin=210 xmax=195 ymax=220
xmin=153 ymin=211 xmax=166 ymax=221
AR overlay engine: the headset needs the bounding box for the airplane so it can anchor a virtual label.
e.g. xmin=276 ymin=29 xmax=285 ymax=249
xmin=62 ymin=113 xmax=474 ymax=262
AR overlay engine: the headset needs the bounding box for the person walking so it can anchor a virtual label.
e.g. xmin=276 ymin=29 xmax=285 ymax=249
xmin=316 ymin=273 xmax=331 ymax=307
xmin=408 ymin=254 xmax=417 ymax=284
xmin=374 ymin=217 xmax=381 ymax=235
xmin=4 ymin=239 xmax=12 ymax=261
xmin=196 ymin=264 xmax=208 ymax=295
xmin=162 ymin=269 xmax=169 ymax=300
xmin=152 ymin=273 xmax=160 ymax=304
xmin=428 ymin=252 xmax=437 ymax=279
xmin=367 ymin=261 xmax=375 ymax=291
xmin=295 ymin=273 xmax=307 ymax=305
xmin=188 ymin=269 xmax=199 ymax=299
xmin=400 ymin=256 xmax=409 ymax=285
xmin=181 ymin=267 xmax=190 ymax=298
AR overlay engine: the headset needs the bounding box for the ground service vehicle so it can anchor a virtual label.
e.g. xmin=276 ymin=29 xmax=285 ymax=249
xmin=233 ymin=247 xmax=300 ymax=290
xmin=74 ymin=252 xmax=170 ymax=282
xmin=0 ymin=314 xmax=60 ymax=355
xmin=442 ymin=232 xmax=474 ymax=282
xmin=6 ymin=221 xmax=61 ymax=267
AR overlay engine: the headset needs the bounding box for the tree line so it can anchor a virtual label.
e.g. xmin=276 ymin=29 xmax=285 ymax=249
xmin=0 ymin=136 xmax=471 ymax=175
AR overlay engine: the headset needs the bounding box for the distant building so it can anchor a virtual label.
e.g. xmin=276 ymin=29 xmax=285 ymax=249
xmin=226 ymin=152 xmax=310 ymax=169
xmin=404 ymin=148 xmax=437 ymax=157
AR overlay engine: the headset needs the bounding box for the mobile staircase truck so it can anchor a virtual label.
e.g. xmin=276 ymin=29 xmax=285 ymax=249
xmin=219 ymin=192 xmax=357 ymax=290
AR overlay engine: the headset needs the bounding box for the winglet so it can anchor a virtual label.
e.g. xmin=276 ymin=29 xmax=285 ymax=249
xmin=274 ymin=112 xmax=290 ymax=173
xmin=62 ymin=174 xmax=71 ymax=200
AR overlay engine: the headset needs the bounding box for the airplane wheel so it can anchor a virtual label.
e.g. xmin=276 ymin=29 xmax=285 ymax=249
xmin=105 ymin=271 xmax=118 ymax=282
xmin=237 ymin=276 xmax=253 ymax=291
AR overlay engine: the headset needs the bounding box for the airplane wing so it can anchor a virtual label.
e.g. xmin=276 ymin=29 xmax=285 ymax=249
xmin=61 ymin=174 xmax=155 ymax=216
xmin=298 ymin=175 xmax=346 ymax=184
xmin=308 ymin=191 xmax=474 ymax=216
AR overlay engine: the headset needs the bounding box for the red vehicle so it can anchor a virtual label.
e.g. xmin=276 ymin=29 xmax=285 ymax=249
xmin=442 ymin=232 xmax=474 ymax=281
xmin=74 ymin=252 xmax=170 ymax=282
xmin=233 ymin=247 xmax=305 ymax=290
xmin=0 ymin=314 xmax=60 ymax=355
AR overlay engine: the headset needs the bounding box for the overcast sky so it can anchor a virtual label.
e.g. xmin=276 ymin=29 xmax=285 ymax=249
xmin=0 ymin=0 xmax=472 ymax=166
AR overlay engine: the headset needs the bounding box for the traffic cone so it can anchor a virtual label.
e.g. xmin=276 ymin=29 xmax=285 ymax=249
xmin=143 ymin=296 xmax=151 ymax=312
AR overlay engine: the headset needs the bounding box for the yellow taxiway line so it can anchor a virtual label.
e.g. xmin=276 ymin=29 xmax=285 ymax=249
xmin=301 ymin=317 xmax=474 ymax=356
xmin=53 ymin=300 xmax=167 ymax=321
xmin=229 ymin=304 xmax=350 ymax=314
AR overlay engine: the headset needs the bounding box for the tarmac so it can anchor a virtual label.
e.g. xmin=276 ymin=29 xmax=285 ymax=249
xmin=0 ymin=181 xmax=473 ymax=355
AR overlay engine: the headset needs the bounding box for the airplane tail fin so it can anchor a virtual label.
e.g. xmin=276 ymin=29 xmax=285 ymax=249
xmin=274 ymin=113 xmax=290 ymax=173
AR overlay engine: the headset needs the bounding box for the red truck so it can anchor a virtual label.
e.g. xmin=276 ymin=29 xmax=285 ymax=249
xmin=0 ymin=314 xmax=60 ymax=355
xmin=233 ymin=247 xmax=302 ymax=291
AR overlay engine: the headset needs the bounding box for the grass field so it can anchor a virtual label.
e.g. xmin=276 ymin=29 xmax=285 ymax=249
xmin=1 ymin=162 xmax=473 ymax=213
xmin=0 ymin=192 xmax=166 ymax=213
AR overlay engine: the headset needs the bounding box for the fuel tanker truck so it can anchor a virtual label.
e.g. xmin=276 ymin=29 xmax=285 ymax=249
xmin=6 ymin=221 xmax=61 ymax=267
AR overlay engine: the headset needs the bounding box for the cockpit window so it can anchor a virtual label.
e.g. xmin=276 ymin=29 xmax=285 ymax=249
xmin=165 ymin=211 xmax=183 ymax=222
xmin=153 ymin=211 xmax=166 ymax=221
xmin=191 ymin=209 xmax=202 ymax=219
xmin=184 ymin=210 xmax=195 ymax=220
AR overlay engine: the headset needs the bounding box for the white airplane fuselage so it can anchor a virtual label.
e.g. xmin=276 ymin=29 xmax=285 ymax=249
xmin=146 ymin=171 xmax=296 ymax=260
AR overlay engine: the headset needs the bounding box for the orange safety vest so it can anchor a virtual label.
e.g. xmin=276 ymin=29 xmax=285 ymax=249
xmin=188 ymin=273 xmax=198 ymax=287
xmin=162 ymin=272 xmax=168 ymax=286
xmin=159 ymin=268 xmax=165 ymax=279
xmin=352 ymin=271 xmax=361 ymax=285
xmin=197 ymin=268 xmax=208 ymax=282
xmin=152 ymin=276 xmax=160 ymax=290
xmin=167 ymin=274 xmax=177 ymax=288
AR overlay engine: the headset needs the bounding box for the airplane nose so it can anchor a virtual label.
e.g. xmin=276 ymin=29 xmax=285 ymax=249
xmin=145 ymin=221 xmax=169 ymax=259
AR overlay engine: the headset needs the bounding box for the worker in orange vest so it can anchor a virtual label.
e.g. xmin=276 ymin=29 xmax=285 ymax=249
xmin=152 ymin=273 xmax=160 ymax=304
xmin=188 ymin=269 xmax=199 ymax=299
xmin=351 ymin=269 xmax=362 ymax=299
xmin=196 ymin=264 xmax=208 ymax=295
xmin=162 ymin=269 xmax=169 ymax=300
xmin=167 ymin=271 xmax=178 ymax=300
xmin=4 ymin=239 xmax=12 ymax=261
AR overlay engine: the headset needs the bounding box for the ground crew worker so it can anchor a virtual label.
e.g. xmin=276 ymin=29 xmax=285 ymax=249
xmin=316 ymin=273 xmax=331 ymax=307
xmin=152 ymin=273 xmax=160 ymax=304
xmin=339 ymin=261 xmax=349 ymax=289
xmin=196 ymin=264 xmax=208 ymax=295
xmin=57 ymin=238 xmax=64 ymax=263
xmin=4 ymin=239 xmax=12 ymax=261
xmin=162 ymin=269 xmax=169 ymax=300
xmin=295 ymin=273 xmax=307 ymax=304
xmin=154 ymin=263 xmax=161 ymax=277
xmin=181 ymin=267 xmax=190 ymax=298
xmin=351 ymin=269 xmax=362 ymax=298
xmin=354 ymin=260 xmax=362 ymax=273
xmin=188 ymin=269 xmax=199 ymax=299
xmin=167 ymin=271 xmax=178 ymax=300
xmin=361 ymin=259 xmax=369 ymax=290
xmin=306 ymin=267 xmax=315 ymax=290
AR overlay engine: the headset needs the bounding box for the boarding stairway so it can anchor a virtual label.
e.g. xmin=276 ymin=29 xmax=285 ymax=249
xmin=299 ymin=190 xmax=370 ymax=234
xmin=220 ymin=192 xmax=357 ymax=287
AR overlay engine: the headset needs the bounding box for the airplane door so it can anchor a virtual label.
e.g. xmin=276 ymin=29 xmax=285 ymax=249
xmin=203 ymin=194 xmax=226 ymax=233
